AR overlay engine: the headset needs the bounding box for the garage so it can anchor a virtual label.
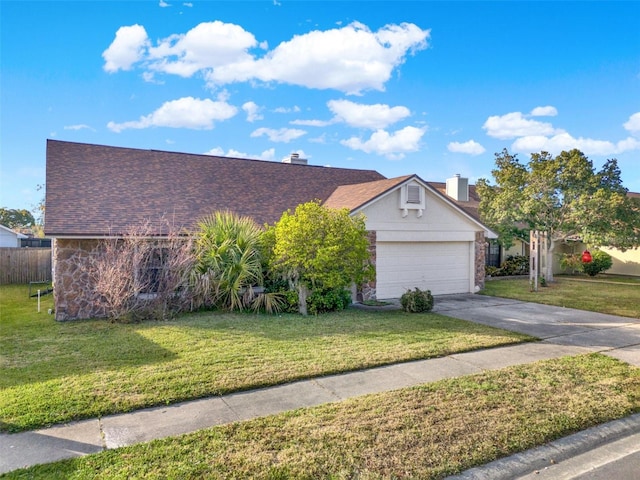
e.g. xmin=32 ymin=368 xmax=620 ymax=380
xmin=376 ymin=241 xmax=472 ymax=298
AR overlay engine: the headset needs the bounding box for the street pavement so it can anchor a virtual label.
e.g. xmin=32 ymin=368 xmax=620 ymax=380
xmin=1 ymin=294 xmax=639 ymax=477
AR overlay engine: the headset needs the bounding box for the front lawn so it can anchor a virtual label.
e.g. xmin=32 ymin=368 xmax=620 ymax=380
xmin=0 ymin=285 xmax=533 ymax=432
xmin=5 ymin=354 xmax=640 ymax=479
xmin=481 ymin=275 xmax=640 ymax=318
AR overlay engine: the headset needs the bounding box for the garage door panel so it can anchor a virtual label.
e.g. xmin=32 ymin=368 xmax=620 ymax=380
xmin=376 ymin=242 xmax=470 ymax=298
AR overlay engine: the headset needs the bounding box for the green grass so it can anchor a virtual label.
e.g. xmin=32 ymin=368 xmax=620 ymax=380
xmin=481 ymin=275 xmax=640 ymax=318
xmin=0 ymin=285 xmax=533 ymax=432
xmin=4 ymin=354 xmax=639 ymax=479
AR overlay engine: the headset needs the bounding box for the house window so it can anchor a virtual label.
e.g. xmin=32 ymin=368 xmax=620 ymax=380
xmin=138 ymin=246 xmax=169 ymax=295
xmin=486 ymin=241 xmax=501 ymax=268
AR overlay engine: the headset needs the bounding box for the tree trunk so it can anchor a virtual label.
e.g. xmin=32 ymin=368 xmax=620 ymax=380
xmin=546 ymin=239 xmax=555 ymax=282
xmin=297 ymin=283 xmax=308 ymax=316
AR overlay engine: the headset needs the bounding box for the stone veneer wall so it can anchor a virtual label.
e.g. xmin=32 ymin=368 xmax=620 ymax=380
xmin=358 ymin=230 xmax=377 ymax=301
xmin=475 ymin=231 xmax=487 ymax=291
xmin=53 ymin=239 xmax=106 ymax=321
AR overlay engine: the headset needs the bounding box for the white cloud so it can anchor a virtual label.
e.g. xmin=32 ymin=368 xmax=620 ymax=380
xmin=341 ymin=126 xmax=426 ymax=159
xmin=206 ymin=147 xmax=275 ymax=160
xmin=242 ymin=101 xmax=263 ymax=122
xmin=485 ymin=108 xmax=640 ymax=157
xmin=309 ymin=133 xmax=327 ymax=144
xmin=64 ymin=124 xmax=95 ymax=131
xmin=205 ymin=147 xmax=225 ymax=156
xmin=159 ymin=0 xmax=171 ymax=7
xmin=483 ymin=111 xmax=561 ymax=139
xmin=258 ymin=148 xmax=276 ymax=160
xmin=102 ymin=25 xmax=149 ymax=73
xmin=290 ymin=119 xmax=334 ymax=127
xmin=274 ymin=106 xmax=301 ymax=113
xmin=623 ymin=112 xmax=640 ymax=135
xmin=250 ymin=127 xmax=307 ymax=143
xmin=142 ymin=71 xmax=164 ymax=84
xmin=106 ymin=21 xmax=429 ymax=94
xmin=146 ymin=21 xmax=259 ymax=78
xmin=530 ymin=106 xmax=558 ymax=117
xmin=211 ymin=22 xmax=429 ymax=94
xmin=512 ymin=133 xmax=640 ymax=156
xmin=107 ymin=96 xmax=237 ymax=132
xmin=447 ymin=140 xmax=486 ymax=155
xmin=327 ymin=99 xmax=410 ymax=129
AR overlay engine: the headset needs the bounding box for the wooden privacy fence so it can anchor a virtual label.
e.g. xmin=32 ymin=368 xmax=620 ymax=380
xmin=0 ymin=248 xmax=52 ymax=285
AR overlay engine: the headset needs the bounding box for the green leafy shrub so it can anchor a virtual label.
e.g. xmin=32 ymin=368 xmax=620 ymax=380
xmin=582 ymin=250 xmax=613 ymax=277
xmin=559 ymin=253 xmax=583 ymax=274
xmin=485 ymin=255 xmax=529 ymax=277
xmin=499 ymin=255 xmax=529 ymax=275
xmin=307 ymin=287 xmax=352 ymax=315
xmin=485 ymin=265 xmax=500 ymax=277
xmin=266 ymin=201 xmax=373 ymax=315
xmin=400 ymin=288 xmax=434 ymax=313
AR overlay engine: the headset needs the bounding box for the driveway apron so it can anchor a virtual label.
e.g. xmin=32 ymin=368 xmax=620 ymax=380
xmin=434 ymin=294 xmax=640 ymax=366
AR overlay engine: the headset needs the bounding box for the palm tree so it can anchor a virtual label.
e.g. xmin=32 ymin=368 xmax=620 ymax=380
xmin=193 ymin=211 xmax=280 ymax=312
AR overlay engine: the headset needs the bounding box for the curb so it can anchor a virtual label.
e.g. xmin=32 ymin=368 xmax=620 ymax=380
xmin=447 ymin=412 xmax=640 ymax=479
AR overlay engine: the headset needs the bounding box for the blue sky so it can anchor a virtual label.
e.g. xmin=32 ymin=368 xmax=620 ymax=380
xmin=1 ymin=0 xmax=639 ymax=215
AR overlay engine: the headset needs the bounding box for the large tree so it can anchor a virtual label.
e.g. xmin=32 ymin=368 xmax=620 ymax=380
xmin=0 ymin=208 xmax=35 ymax=230
xmin=267 ymin=201 xmax=373 ymax=315
xmin=477 ymin=148 xmax=640 ymax=281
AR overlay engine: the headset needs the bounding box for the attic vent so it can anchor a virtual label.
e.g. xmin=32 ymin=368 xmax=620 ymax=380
xmin=399 ymin=182 xmax=426 ymax=218
xmin=407 ymin=185 xmax=421 ymax=204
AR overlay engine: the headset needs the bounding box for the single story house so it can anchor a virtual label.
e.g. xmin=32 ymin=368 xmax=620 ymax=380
xmin=45 ymin=139 xmax=497 ymax=321
xmin=0 ymin=224 xmax=28 ymax=248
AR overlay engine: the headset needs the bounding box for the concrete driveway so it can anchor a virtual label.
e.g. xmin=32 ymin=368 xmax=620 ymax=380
xmin=433 ymin=294 xmax=640 ymax=367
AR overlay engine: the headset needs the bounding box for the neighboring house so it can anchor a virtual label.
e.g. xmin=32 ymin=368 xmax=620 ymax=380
xmin=600 ymin=245 xmax=640 ymax=276
xmin=541 ymin=191 xmax=640 ymax=277
xmin=0 ymin=224 xmax=27 ymax=247
xmin=598 ymin=191 xmax=640 ymax=277
xmin=45 ymin=140 xmax=497 ymax=321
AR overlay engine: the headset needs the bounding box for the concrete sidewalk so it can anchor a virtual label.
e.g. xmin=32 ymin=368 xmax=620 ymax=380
xmin=2 ymin=295 xmax=639 ymax=476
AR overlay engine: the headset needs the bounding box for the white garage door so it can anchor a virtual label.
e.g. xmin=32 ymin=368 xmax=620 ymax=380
xmin=376 ymin=242 xmax=471 ymax=298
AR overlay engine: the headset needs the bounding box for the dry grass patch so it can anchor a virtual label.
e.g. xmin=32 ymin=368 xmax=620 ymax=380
xmin=6 ymin=354 xmax=639 ymax=479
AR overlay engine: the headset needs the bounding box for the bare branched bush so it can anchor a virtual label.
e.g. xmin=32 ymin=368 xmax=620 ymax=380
xmin=84 ymin=220 xmax=197 ymax=322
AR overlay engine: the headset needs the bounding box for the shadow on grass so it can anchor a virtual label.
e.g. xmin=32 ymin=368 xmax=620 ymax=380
xmin=1 ymin=323 xmax=179 ymax=389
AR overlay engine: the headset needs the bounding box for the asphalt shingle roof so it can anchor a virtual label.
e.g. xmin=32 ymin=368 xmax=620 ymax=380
xmin=45 ymin=140 xmax=386 ymax=236
xmin=323 ymin=176 xmax=414 ymax=211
